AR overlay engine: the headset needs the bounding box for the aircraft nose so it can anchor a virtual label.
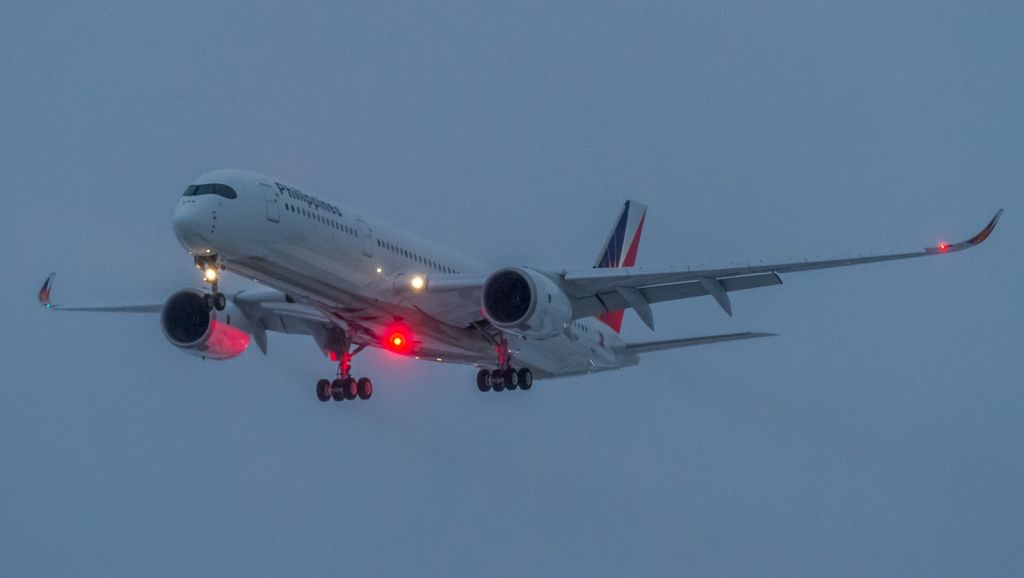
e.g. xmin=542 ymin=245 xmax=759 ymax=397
xmin=172 ymin=200 xmax=214 ymax=253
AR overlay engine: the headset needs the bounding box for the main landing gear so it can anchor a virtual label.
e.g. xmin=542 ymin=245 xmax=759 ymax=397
xmin=195 ymin=255 xmax=227 ymax=311
xmin=476 ymin=339 xmax=533 ymax=393
xmin=315 ymin=343 xmax=374 ymax=403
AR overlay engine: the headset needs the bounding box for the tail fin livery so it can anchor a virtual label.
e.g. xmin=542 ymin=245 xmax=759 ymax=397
xmin=39 ymin=273 xmax=56 ymax=308
xmin=594 ymin=200 xmax=647 ymax=332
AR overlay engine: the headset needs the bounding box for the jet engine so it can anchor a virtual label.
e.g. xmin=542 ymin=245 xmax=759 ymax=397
xmin=481 ymin=267 xmax=573 ymax=339
xmin=160 ymin=289 xmax=253 ymax=360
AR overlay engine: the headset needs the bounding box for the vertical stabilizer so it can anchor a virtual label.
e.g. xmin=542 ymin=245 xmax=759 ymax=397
xmin=594 ymin=201 xmax=647 ymax=332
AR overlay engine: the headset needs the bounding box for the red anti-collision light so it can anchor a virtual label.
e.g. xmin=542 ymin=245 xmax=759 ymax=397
xmin=383 ymin=321 xmax=415 ymax=354
xmin=385 ymin=330 xmax=411 ymax=354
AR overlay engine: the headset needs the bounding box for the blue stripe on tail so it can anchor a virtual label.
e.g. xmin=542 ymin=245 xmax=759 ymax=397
xmin=595 ymin=201 xmax=631 ymax=269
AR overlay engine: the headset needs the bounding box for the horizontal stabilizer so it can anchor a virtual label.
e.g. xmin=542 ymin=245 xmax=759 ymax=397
xmin=623 ymin=331 xmax=776 ymax=354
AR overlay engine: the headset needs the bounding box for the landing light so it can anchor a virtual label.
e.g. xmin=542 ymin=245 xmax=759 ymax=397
xmin=376 ymin=267 xmax=383 ymax=274
xmin=204 ymin=268 xmax=219 ymax=282
xmin=410 ymin=275 xmax=425 ymax=291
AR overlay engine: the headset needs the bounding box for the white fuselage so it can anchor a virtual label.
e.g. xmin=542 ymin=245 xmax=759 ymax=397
xmin=171 ymin=169 xmax=637 ymax=378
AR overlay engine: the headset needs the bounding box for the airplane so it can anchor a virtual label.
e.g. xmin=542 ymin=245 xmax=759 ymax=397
xmin=39 ymin=169 xmax=1003 ymax=402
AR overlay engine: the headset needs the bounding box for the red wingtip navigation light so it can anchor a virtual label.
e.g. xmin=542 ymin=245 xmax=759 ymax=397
xmin=938 ymin=242 xmax=949 ymax=253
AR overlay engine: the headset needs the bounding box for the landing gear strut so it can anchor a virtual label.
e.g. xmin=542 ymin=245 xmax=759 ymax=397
xmin=315 ymin=336 xmax=374 ymax=403
xmin=476 ymin=338 xmax=533 ymax=393
xmin=195 ymin=255 xmax=226 ymax=311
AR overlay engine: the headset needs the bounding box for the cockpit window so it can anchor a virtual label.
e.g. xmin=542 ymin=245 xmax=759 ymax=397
xmin=182 ymin=183 xmax=238 ymax=199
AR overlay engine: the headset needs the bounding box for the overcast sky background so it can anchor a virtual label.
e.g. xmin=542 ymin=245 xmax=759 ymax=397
xmin=2 ymin=1 xmax=1022 ymax=576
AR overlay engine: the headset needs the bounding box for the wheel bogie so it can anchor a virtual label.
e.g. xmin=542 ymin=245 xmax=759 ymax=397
xmin=476 ymin=367 xmax=534 ymax=393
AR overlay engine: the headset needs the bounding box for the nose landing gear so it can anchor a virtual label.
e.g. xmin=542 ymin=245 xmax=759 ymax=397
xmin=194 ymin=255 xmax=227 ymax=311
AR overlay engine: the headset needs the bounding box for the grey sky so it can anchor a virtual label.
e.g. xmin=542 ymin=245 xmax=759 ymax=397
xmin=2 ymin=1 xmax=1022 ymax=576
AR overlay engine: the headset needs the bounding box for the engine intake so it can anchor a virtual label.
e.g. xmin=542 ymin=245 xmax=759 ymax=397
xmin=160 ymin=289 xmax=252 ymax=360
xmin=481 ymin=267 xmax=572 ymax=338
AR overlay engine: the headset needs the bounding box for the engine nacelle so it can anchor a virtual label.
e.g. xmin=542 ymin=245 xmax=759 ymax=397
xmin=160 ymin=289 xmax=253 ymax=360
xmin=481 ymin=267 xmax=573 ymax=339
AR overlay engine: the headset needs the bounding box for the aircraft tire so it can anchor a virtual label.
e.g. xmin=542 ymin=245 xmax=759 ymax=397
xmin=331 ymin=379 xmax=346 ymax=401
xmin=477 ymin=370 xmax=491 ymax=392
xmin=504 ymin=369 xmax=518 ymax=390
xmin=343 ymin=377 xmax=359 ymax=400
xmin=517 ymin=368 xmax=533 ymax=390
xmin=357 ymin=377 xmax=373 ymax=400
xmin=316 ymin=379 xmax=332 ymax=402
xmin=491 ymin=370 xmax=506 ymax=392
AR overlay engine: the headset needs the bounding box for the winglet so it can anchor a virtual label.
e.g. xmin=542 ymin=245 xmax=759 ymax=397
xmin=928 ymin=209 xmax=1004 ymax=254
xmin=967 ymin=209 xmax=1003 ymax=246
xmin=39 ymin=273 xmax=56 ymax=309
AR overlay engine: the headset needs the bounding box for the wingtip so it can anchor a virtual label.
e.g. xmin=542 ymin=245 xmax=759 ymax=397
xmin=38 ymin=273 xmax=56 ymax=308
xmin=967 ymin=209 xmax=1003 ymax=246
xmin=927 ymin=210 xmax=1003 ymax=254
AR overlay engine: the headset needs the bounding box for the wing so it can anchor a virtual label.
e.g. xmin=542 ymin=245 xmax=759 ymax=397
xmin=37 ymin=274 xmax=163 ymax=312
xmin=410 ymin=210 xmax=1002 ymax=330
xmin=403 ymin=274 xmax=490 ymax=327
xmin=38 ymin=275 xmax=352 ymax=356
xmin=563 ymin=210 xmax=1003 ymax=327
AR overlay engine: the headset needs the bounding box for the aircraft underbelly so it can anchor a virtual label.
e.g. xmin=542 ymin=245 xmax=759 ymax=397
xmin=512 ymin=333 xmax=622 ymax=378
xmin=225 ymin=239 xmax=629 ymax=379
